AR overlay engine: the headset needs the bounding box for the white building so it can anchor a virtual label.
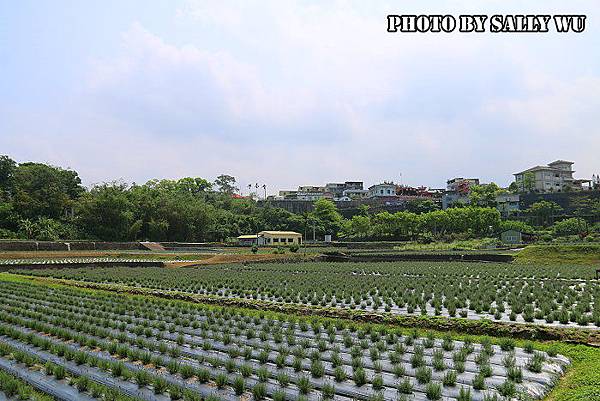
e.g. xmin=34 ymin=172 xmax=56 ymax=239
xmin=296 ymin=192 xmax=326 ymax=201
xmin=368 ymin=183 xmax=397 ymax=198
xmin=342 ymin=188 xmax=369 ymax=199
xmin=514 ymin=160 xmax=591 ymax=192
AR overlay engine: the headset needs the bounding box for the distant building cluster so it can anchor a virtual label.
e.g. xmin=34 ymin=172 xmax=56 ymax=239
xmin=276 ymin=181 xmax=441 ymax=203
xmin=262 ymin=159 xmax=598 ymax=217
xmin=277 ymin=181 xmax=366 ymax=201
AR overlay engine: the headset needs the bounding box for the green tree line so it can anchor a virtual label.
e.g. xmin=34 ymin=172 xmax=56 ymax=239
xmin=3 ymin=155 xmax=596 ymax=242
xmin=0 ymin=155 xmax=310 ymax=242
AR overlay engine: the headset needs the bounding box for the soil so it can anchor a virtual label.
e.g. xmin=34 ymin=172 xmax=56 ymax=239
xmin=165 ymin=253 xmax=310 ymax=267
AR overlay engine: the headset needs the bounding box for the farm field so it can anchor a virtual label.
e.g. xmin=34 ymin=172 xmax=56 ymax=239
xmin=0 ymin=276 xmax=571 ymax=401
xmin=12 ymin=261 xmax=600 ymax=329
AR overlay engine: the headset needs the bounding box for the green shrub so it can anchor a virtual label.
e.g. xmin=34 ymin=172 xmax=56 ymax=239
xmin=398 ymin=378 xmax=413 ymax=394
xmin=472 ymin=374 xmax=486 ymax=390
xmin=372 ymin=374 xmax=384 ymax=390
xmin=311 ymin=359 xmax=324 ymax=378
xmin=252 ymin=383 xmax=267 ymax=400
xmin=322 ymin=382 xmax=335 ymax=399
xmin=153 ymin=377 xmax=168 ymax=394
xmin=334 ymin=366 xmax=347 ymax=382
xmin=215 ymin=373 xmax=228 ymax=389
xmin=353 ymin=367 xmax=367 ymax=386
xmin=457 ymin=387 xmax=472 ymax=401
xmin=74 ymin=376 xmax=90 ymax=392
xmin=425 ymin=382 xmax=442 ymax=400
xmin=272 ymin=390 xmax=286 ymax=401
xmin=416 ymin=367 xmax=432 ymax=384
xmin=443 ymin=370 xmax=457 ymax=387
xmin=497 ymin=380 xmax=517 ymax=398
xmin=233 ymin=376 xmax=245 ymax=395
xmin=298 ymin=375 xmax=312 ymax=394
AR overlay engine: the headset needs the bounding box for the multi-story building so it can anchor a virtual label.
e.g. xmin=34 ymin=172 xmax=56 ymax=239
xmin=514 ymin=160 xmax=591 ymax=193
xmin=297 ymin=185 xmax=326 ymax=193
xmin=278 ymin=190 xmax=298 ymax=199
xmin=496 ymin=194 xmax=520 ymax=217
xmin=442 ymin=178 xmax=480 ymax=209
xmin=325 ymin=182 xmax=364 ymax=198
xmin=342 ymin=188 xmax=369 ymax=199
xmin=368 ymin=182 xmax=397 ymax=198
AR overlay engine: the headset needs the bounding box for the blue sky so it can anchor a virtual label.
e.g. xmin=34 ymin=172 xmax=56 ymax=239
xmin=1 ymin=1 xmax=599 ymax=193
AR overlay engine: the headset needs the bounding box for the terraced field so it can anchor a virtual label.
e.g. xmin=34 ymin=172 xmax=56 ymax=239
xmin=13 ymin=261 xmax=600 ymax=328
xmin=0 ymin=277 xmax=568 ymax=401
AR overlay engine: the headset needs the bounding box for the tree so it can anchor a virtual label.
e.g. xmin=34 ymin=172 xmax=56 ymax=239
xmin=0 ymin=201 xmax=18 ymax=232
xmin=214 ymin=175 xmax=238 ymax=195
xmin=507 ymin=181 xmax=520 ymax=194
xmin=522 ymin=172 xmax=536 ymax=193
xmin=572 ymin=196 xmax=600 ymax=221
xmin=404 ymin=199 xmax=439 ymax=214
xmin=309 ymin=199 xmax=343 ymax=238
xmin=469 ymin=183 xmax=501 ymax=208
xmin=527 ymin=201 xmax=563 ymax=227
xmin=552 ymin=218 xmax=588 ymax=237
xmin=76 ymin=183 xmax=135 ymax=241
xmin=357 ymin=204 xmax=370 ymax=216
xmin=499 ymin=220 xmax=534 ymax=233
xmin=176 ymin=177 xmax=212 ymax=195
xmin=341 ymin=215 xmax=371 ymax=238
xmin=12 ymin=162 xmax=84 ymax=219
xmin=0 ymin=155 xmax=16 ymax=195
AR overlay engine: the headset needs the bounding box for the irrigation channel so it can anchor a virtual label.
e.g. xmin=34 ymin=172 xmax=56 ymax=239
xmin=0 ymin=277 xmax=568 ymax=401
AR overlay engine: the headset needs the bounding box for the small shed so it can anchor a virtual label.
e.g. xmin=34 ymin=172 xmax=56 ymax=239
xmin=500 ymin=229 xmax=523 ymax=245
xmin=237 ymin=234 xmax=262 ymax=246
xmin=499 ymin=229 xmax=536 ymax=244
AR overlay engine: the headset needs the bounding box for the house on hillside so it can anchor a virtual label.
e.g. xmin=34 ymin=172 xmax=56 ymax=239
xmin=514 ymin=160 xmax=592 ymax=193
xmin=441 ymin=177 xmax=480 ymax=209
xmin=368 ymin=183 xmax=396 ymax=198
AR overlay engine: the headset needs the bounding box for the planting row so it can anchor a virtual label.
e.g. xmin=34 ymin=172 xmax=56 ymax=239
xmin=0 ymin=278 xmax=569 ymax=401
xmin=13 ymin=261 xmax=600 ymax=327
xmin=0 ymin=340 xmax=140 ymax=401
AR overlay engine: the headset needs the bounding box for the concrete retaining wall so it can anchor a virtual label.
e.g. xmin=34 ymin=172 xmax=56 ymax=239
xmin=0 ymin=240 xmax=145 ymax=252
xmin=0 ymin=261 xmax=164 ymax=272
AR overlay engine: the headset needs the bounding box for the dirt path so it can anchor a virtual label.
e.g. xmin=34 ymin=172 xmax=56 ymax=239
xmin=165 ymin=253 xmax=311 ymax=267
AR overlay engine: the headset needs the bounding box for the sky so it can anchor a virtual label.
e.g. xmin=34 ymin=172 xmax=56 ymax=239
xmin=1 ymin=1 xmax=599 ymax=194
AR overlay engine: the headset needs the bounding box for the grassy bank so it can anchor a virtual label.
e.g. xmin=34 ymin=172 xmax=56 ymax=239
xmin=515 ymin=244 xmax=600 ymax=265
